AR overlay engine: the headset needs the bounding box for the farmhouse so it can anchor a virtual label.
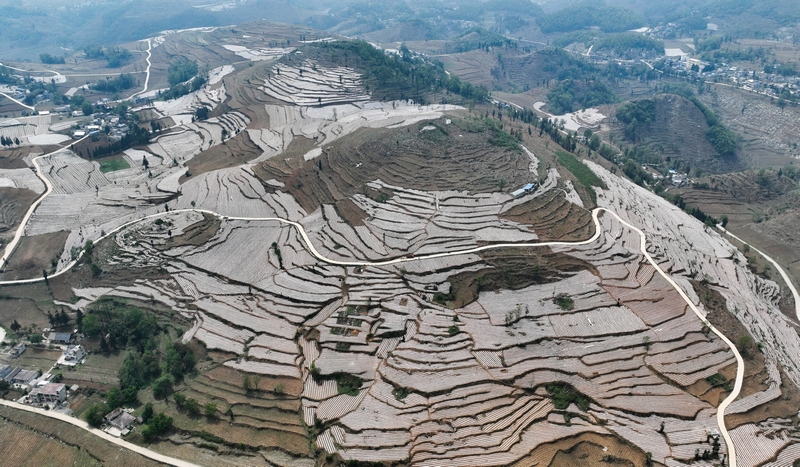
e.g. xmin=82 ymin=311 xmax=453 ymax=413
xmin=10 ymin=368 xmax=38 ymax=386
xmin=9 ymin=343 xmax=25 ymax=357
xmin=58 ymin=345 xmax=86 ymax=366
xmin=47 ymin=332 xmax=73 ymax=344
xmin=105 ymin=407 xmax=136 ymax=436
xmin=29 ymin=383 xmax=67 ymax=405
xmin=0 ymin=365 xmax=14 ymax=380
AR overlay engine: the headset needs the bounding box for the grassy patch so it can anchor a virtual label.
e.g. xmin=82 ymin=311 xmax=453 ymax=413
xmin=705 ymin=373 xmax=733 ymax=392
xmin=336 ymin=373 xmax=363 ymax=396
xmin=555 ymin=151 xmax=605 ymax=203
xmin=98 ymin=157 xmax=130 ymax=173
xmin=545 ymin=382 xmax=592 ymax=411
xmin=553 ymin=293 xmax=575 ymax=310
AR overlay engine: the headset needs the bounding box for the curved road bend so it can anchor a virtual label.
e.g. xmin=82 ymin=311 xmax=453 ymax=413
xmin=0 ymin=205 xmax=745 ymax=465
xmin=718 ymin=225 xmax=800 ymax=322
xmin=0 ymin=399 xmax=200 ymax=467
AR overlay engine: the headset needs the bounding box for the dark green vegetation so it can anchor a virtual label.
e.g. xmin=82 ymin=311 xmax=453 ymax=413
xmin=444 ymin=27 xmax=516 ymax=54
xmin=705 ymin=373 xmax=733 ymax=392
xmin=537 ymin=2 xmax=644 ymax=33
xmin=83 ymin=45 xmax=133 ymax=68
xmin=158 ymin=60 xmax=206 ymax=101
xmin=555 ymin=151 xmax=605 ymax=203
xmin=546 ymin=79 xmax=618 ymax=115
xmin=616 ymin=99 xmax=657 ymax=141
xmin=594 ymin=34 xmax=664 ymax=56
xmin=91 ymin=73 xmax=136 ymax=93
xmin=617 ymin=89 xmax=738 ymax=158
xmin=553 ymin=293 xmax=575 ymax=311
xmin=299 ymin=40 xmax=489 ymax=104
xmin=39 ymin=53 xmax=65 ymax=64
xmin=545 ymin=382 xmax=592 ymax=411
xmin=336 ymin=373 xmax=364 ymax=396
xmin=78 ymin=297 xmax=192 ymax=441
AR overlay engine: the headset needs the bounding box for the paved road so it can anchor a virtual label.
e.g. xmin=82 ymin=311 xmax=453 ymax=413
xmin=0 ymin=202 xmax=745 ymax=465
xmin=718 ymin=225 xmax=800 ymax=322
xmin=0 ymin=399 xmax=200 ymax=467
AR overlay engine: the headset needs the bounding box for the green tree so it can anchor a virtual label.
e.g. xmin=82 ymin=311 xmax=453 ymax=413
xmin=152 ymin=375 xmax=173 ymax=399
xmin=173 ymin=392 xmax=186 ymax=407
xmin=29 ymin=334 xmax=43 ymax=344
xmin=141 ymin=402 xmax=154 ymax=423
xmin=106 ymin=388 xmax=125 ymax=409
xmin=81 ymin=101 xmax=94 ymax=117
xmin=141 ymin=412 xmax=172 ymax=441
xmin=204 ymin=402 xmax=217 ymax=418
xmin=185 ymin=397 xmax=201 ymax=415
xmin=84 ymin=404 xmax=107 ymax=427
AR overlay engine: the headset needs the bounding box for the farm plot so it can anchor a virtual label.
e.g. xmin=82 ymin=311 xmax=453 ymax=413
xmin=0 ymin=420 xmax=102 ymax=467
xmin=261 ymin=60 xmax=369 ymax=106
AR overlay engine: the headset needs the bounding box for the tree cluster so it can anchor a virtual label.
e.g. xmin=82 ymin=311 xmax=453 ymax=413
xmin=91 ymin=73 xmax=136 ymax=93
xmin=0 ymin=136 xmax=20 ymax=147
xmin=39 ymin=53 xmax=65 ymax=64
xmin=537 ymin=2 xmax=644 ymax=34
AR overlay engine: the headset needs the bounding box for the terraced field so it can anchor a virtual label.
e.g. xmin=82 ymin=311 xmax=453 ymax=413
xmin=1 ymin=24 xmax=799 ymax=467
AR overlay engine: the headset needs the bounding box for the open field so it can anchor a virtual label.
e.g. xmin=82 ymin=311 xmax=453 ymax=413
xmin=0 ymin=405 xmax=163 ymax=467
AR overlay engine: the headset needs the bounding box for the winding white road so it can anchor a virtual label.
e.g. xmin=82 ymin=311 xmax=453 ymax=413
xmin=0 ymin=90 xmax=35 ymax=111
xmin=0 ymin=200 xmax=746 ymax=465
xmin=131 ymin=38 xmax=153 ymax=99
xmin=0 ymin=400 xmax=200 ymax=467
xmin=718 ymin=225 xmax=800 ymax=322
xmin=0 ymin=135 xmax=89 ymax=271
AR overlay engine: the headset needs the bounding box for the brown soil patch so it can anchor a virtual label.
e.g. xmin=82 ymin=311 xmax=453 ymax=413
xmin=500 ymin=189 xmax=595 ymax=241
xmin=333 ymin=199 xmax=366 ymax=227
xmin=446 ymin=247 xmax=594 ymax=308
xmin=726 ymin=363 xmax=800 ymax=429
xmin=205 ymin=365 xmax=303 ymax=398
xmin=0 ymin=187 xmax=38 ymax=244
xmin=0 ymin=230 xmax=69 ymax=281
xmin=179 ymin=130 xmax=262 ymax=183
xmin=156 ymin=214 xmax=220 ymax=250
xmin=253 ymin=118 xmax=532 ymax=214
xmin=510 ymin=432 xmax=665 ymax=467
xmin=0 ymin=147 xmax=36 ymax=169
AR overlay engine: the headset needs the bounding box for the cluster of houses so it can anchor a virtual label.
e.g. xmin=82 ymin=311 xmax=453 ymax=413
xmin=73 ymin=111 xmax=129 ymax=141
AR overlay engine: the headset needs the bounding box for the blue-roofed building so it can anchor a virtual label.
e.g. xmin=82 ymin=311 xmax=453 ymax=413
xmin=511 ymin=183 xmax=537 ymax=198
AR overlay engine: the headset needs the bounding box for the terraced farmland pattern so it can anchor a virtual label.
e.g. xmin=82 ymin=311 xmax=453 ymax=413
xmin=1 ymin=24 xmax=799 ymax=467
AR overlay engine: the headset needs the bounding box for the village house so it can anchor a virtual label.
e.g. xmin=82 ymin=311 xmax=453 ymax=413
xmin=29 ymin=383 xmax=67 ymax=405
xmin=47 ymin=332 xmax=73 ymax=344
xmin=58 ymin=345 xmax=86 ymax=366
xmin=104 ymin=407 xmax=136 ymax=436
xmin=9 ymin=343 xmax=26 ymax=357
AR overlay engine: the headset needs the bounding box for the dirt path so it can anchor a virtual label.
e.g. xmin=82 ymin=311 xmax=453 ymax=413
xmin=0 ymin=400 xmax=200 ymax=467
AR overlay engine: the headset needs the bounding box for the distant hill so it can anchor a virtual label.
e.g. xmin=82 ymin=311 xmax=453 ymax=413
xmin=611 ymin=94 xmax=747 ymax=174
